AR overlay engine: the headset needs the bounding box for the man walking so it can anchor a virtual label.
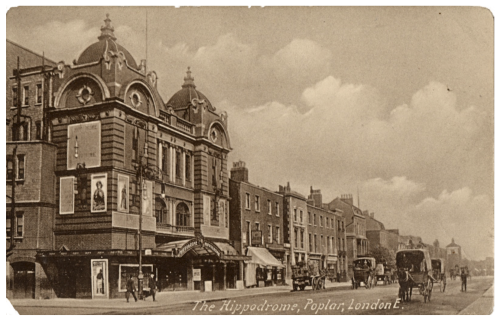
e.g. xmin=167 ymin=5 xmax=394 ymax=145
xmin=148 ymin=274 xmax=157 ymax=301
xmin=126 ymin=275 xmax=138 ymax=302
xmin=461 ymin=268 xmax=467 ymax=292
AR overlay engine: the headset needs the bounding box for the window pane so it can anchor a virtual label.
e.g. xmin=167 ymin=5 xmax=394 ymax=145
xmin=16 ymin=216 xmax=23 ymax=237
xmin=36 ymin=84 xmax=42 ymax=104
xmin=17 ymin=155 xmax=25 ymax=180
xmin=23 ymin=85 xmax=29 ymax=106
xmin=12 ymin=87 xmax=18 ymax=107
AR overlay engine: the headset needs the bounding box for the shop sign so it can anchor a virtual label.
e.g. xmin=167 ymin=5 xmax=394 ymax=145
xmin=177 ymin=238 xmax=222 ymax=258
xmin=251 ymin=230 xmax=262 ymax=246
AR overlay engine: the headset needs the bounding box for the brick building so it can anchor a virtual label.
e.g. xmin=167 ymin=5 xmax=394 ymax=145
xmin=327 ymin=194 xmax=368 ymax=278
xmin=6 ymin=40 xmax=58 ymax=299
xmin=229 ymin=161 xmax=285 ymax=287
xmin=278 ymin=182 xmax=308 ymax=280
xmin=306 ymin=187 xmax=347 ymax=281
xmin=7 ymin=15 xmax=247 ymax=299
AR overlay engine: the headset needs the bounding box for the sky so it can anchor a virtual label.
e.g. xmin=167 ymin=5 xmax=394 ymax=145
xmin=5 ymin=6 xmax=494 ymax=260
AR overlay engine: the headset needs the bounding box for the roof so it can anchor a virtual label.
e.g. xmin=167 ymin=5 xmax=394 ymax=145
xmin=75 ymin=14 xmax=138 ymax=69
xmin=366 ymin=215 xmax=386 ymax=231
xmin=166 ymin=67 xmax=214 ymax=111
xmin=76 ymin=39 xmax=138 ymax=69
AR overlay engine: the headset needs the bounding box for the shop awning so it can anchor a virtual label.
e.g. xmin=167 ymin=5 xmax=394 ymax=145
xmin=246 ymin=247 xmax=284 ymax=268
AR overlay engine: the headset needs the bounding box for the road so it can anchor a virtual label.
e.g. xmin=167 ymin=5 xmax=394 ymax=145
xmin=14 ymin=276 xmax=492 ymax=315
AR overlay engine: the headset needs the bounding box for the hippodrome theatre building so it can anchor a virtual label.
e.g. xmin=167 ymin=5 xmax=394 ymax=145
xmin=7 ymin=15 xmax=248 ymax=299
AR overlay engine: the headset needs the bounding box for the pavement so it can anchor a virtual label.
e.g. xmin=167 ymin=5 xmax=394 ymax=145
xmin=458 ymin=283 xmax=494 ymax=315
xmin=9 ymin=280 xmax=352 ymax=311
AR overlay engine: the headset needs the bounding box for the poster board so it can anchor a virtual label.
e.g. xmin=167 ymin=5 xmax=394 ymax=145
xmin=91 ymin=173 xmax=107 ymax=213
xmin=60 ymin=176 xmax=75 ymax=214
xmin=118 ymin=174 xmax=129 ymax=213
xmin=67 ymin=121 xmax=101 ymax=170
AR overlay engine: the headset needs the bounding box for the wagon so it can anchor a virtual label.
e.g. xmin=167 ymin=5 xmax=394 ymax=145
xmin=292 ymin=261 xmax=326 ymax=291
xmin=352 ymin=257 xmax=376 ymax=289
xmin=375 ymin=263 xmax=394 ymax=285
xmin=396 ymin=249 xmax=434 ymax=303
xmin=431 ymin=258 xmax=446 ymax=292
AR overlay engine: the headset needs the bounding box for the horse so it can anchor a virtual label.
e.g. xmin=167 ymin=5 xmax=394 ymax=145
xmin=397 ymin=269 xmax=413 ymax=302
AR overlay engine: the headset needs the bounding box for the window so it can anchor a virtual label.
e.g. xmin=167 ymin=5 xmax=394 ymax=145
xmin=294 ymin=208 xmax=297 ymax=222
xmin=6 ymin=218 xmax=11 ymax=238
xmin=308 ymin=212 xmax=312 ymax=225
xmin=338 ymin=220 xmax=341 ymax=231
xmin=161 ymin=144 xmax=168 ymax=172
xmin=6 ymin=213 xmax=23 ymax=239
xmin=342 ymin=221 xmax=345 ymax=231
xmin=35 ymin=121 xmax=41 ymax=140
xmin=255 ymin=195 xmax=260 ymax=212
xmin=12 ymin=86 xmax=18 ymax=107
xmin=294 ymin=228 xmax=298 ymax=248
xmin=176 ymin=202 xmax=190 ymax=226
xmin=255 ymin=223 xmax=261 ymax=243
xmin=267 ymin=199 xmax=272 ymax=215
xmin=132 ymin=128 xmax=138 ymax=162
xmin=16 ymin=215 xmax=24 ymax=237
xmin=275 ymin=202 xmax=279 ymax=216
xmin=309 ymin=233 xmax=312 ymax=251
xmin=300 ymin=230 xmax=304 ymax=249
xmin=246 ymin=221 xmax=251 ymax=245
xmin=17 ymin=155 xmax=25 ymax=180
xmin=6 ymin=156 xmax=13 ymax=181
xmin=338 ymin=238 xmax=341 ymax=251
xmin=268 ymin=224 xmax=272 ymax=243
xmin=175 ymin=150 xmax=182 ymax=178
xmin=185 ymin=154 xmax=191 ymax=180
xmin=313 ymin=213 xmax=317 ymax=226
xmin=320 ymin=216 xmax=323 ymax=227
xmin=23 ymin=85 xmax=29 ymax=106
xmin=275 ymin=226 xmax=280 ymax=244
xmin=320 ymin=235 xmax=324 ymax=253
xmin=300 ymin=210 xmax=303 ymax=223
xmin=245 ymin=193 xmax=250 ymax=209
xmin=314 ymin=235 xmax=317 ymax=253
xmin=36 ymin=83 xmax=42 ymax=104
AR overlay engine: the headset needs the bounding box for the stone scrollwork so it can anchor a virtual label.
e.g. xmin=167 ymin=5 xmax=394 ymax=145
xmin=191 ymin=98 xmax=208 ymax=113
xmin=69 ymin=113 xmax=100 ymax=124
xmin=129 ymin=90 xmax=142 ymax=108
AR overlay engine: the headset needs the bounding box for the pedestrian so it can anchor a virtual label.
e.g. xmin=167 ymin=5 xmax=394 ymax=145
xmin=461 ymin=269 xmax=467 ymax=292
xmin=149 ymin=274 xmax=157 ymax=301
xmin=126 ymin=275 xmax=138 ymax=302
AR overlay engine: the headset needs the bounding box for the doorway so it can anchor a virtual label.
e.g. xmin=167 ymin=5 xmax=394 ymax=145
xmin=12 ymin=262 xmax=35 ymax=299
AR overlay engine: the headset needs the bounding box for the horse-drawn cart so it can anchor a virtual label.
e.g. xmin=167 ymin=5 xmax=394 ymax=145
xmin=352 ymin=257 xmax=376 ymax=289
xmin=396 ymin=249 xmax=434 ymax=303
xmin=431 ymin=258 xmax=446 ymax=292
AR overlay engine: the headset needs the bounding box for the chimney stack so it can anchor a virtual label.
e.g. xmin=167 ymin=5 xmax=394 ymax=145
xmin=308 ymin=186 xmax=323 ymax=208
xmin=230 ymin=161 xmax=248 ymax=182
xmin=340 ymin=194 xmax=353 ymax=205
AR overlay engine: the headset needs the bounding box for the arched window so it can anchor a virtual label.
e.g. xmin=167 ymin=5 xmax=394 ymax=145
xmin=176 ymin=202 xmax=190 ymax=227
xmin=155 ymin=199 xmax=168 ymax=224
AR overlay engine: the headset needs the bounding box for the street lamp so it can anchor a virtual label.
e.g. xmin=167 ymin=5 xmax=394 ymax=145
xmin=135 ymin=138 xmax=155 ymax=300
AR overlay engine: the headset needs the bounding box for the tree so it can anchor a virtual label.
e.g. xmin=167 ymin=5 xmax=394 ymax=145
xmin=370 ymin=245 xmax=396 ymax=270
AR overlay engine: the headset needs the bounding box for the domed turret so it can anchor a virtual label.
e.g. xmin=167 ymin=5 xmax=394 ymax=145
xmin=166 ymin=67 xmax=215 ymax=111
xmin=75 ymin=14 xmax=138 ymax=69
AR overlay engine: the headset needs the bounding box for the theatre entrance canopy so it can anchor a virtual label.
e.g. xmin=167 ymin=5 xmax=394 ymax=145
xmin=156 ymin=237 xmax=249 ymax=261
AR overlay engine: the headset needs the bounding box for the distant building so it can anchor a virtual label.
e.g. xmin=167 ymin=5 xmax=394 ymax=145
xmin=306 ymin=187 xmax=347 ymax=281
xmin=446 ymin=238 xmax=462 ymax=270
xmin=327 ymin=194 xmax=368 ymax=278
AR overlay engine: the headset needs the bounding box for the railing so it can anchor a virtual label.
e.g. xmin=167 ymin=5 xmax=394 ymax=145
xmin=156 ymin=223 xmax=194 ymax=234
xmin=175 ymin=118 xmax=193 ymax=134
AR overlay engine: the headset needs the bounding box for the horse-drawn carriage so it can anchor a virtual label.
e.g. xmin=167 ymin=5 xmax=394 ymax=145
xmin=292 ymin=261 xmax=326 ymax=291
xmin=352 ymin=257 xmax=376 ymax=289
xmin=431 ymin=258 xmax=446 ymax=292
xmin=375 ymin=263 xmax=394 ymax=285
xmin=396 ymin=249 xmax=434 ymax=303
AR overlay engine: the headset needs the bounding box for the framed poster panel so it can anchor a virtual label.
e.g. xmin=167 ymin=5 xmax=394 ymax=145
xmin=118 ymin=174 xmax=129 ymax=213
xmin=67 ymin=121 xmax=101 ymax=170
xmin=91 ymin=173 xmax=107 ymax=213
xmin=141 ymin=180 xmax=154 ymax=216
xmin=91 ymin=259 xmax=108 ymax=299
xmin=60 ymin=176 xmax=75 ymax=214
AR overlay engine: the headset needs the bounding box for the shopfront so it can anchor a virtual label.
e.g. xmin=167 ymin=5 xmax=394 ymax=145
xmin=245 ymin=247 xmax=285 ymax=287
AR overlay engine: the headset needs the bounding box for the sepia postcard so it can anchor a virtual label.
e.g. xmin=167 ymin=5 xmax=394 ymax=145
xmin=4 ymin=6 xmax=494 ymax=315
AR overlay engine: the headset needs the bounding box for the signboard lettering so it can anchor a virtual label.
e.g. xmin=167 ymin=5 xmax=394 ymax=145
xmin=252 ymin=230 xmax=262 ymax=246
xmin=67 ymin=121 xmax=101 ymax=170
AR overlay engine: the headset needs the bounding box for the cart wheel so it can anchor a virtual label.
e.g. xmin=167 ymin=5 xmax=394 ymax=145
xmin=424 ymin=294 xmax=427 ymax=303
xmin=293 ymin=284 xmax=298 ymax=291
xmin=428 ymin=289 xmax=432 ymax=302
xmin=300 ymin=285 xmax=306 ymax=291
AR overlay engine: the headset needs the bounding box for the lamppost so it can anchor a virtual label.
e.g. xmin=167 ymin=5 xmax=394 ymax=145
xmin=135 ymin=138 xmax=155 ymax=299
